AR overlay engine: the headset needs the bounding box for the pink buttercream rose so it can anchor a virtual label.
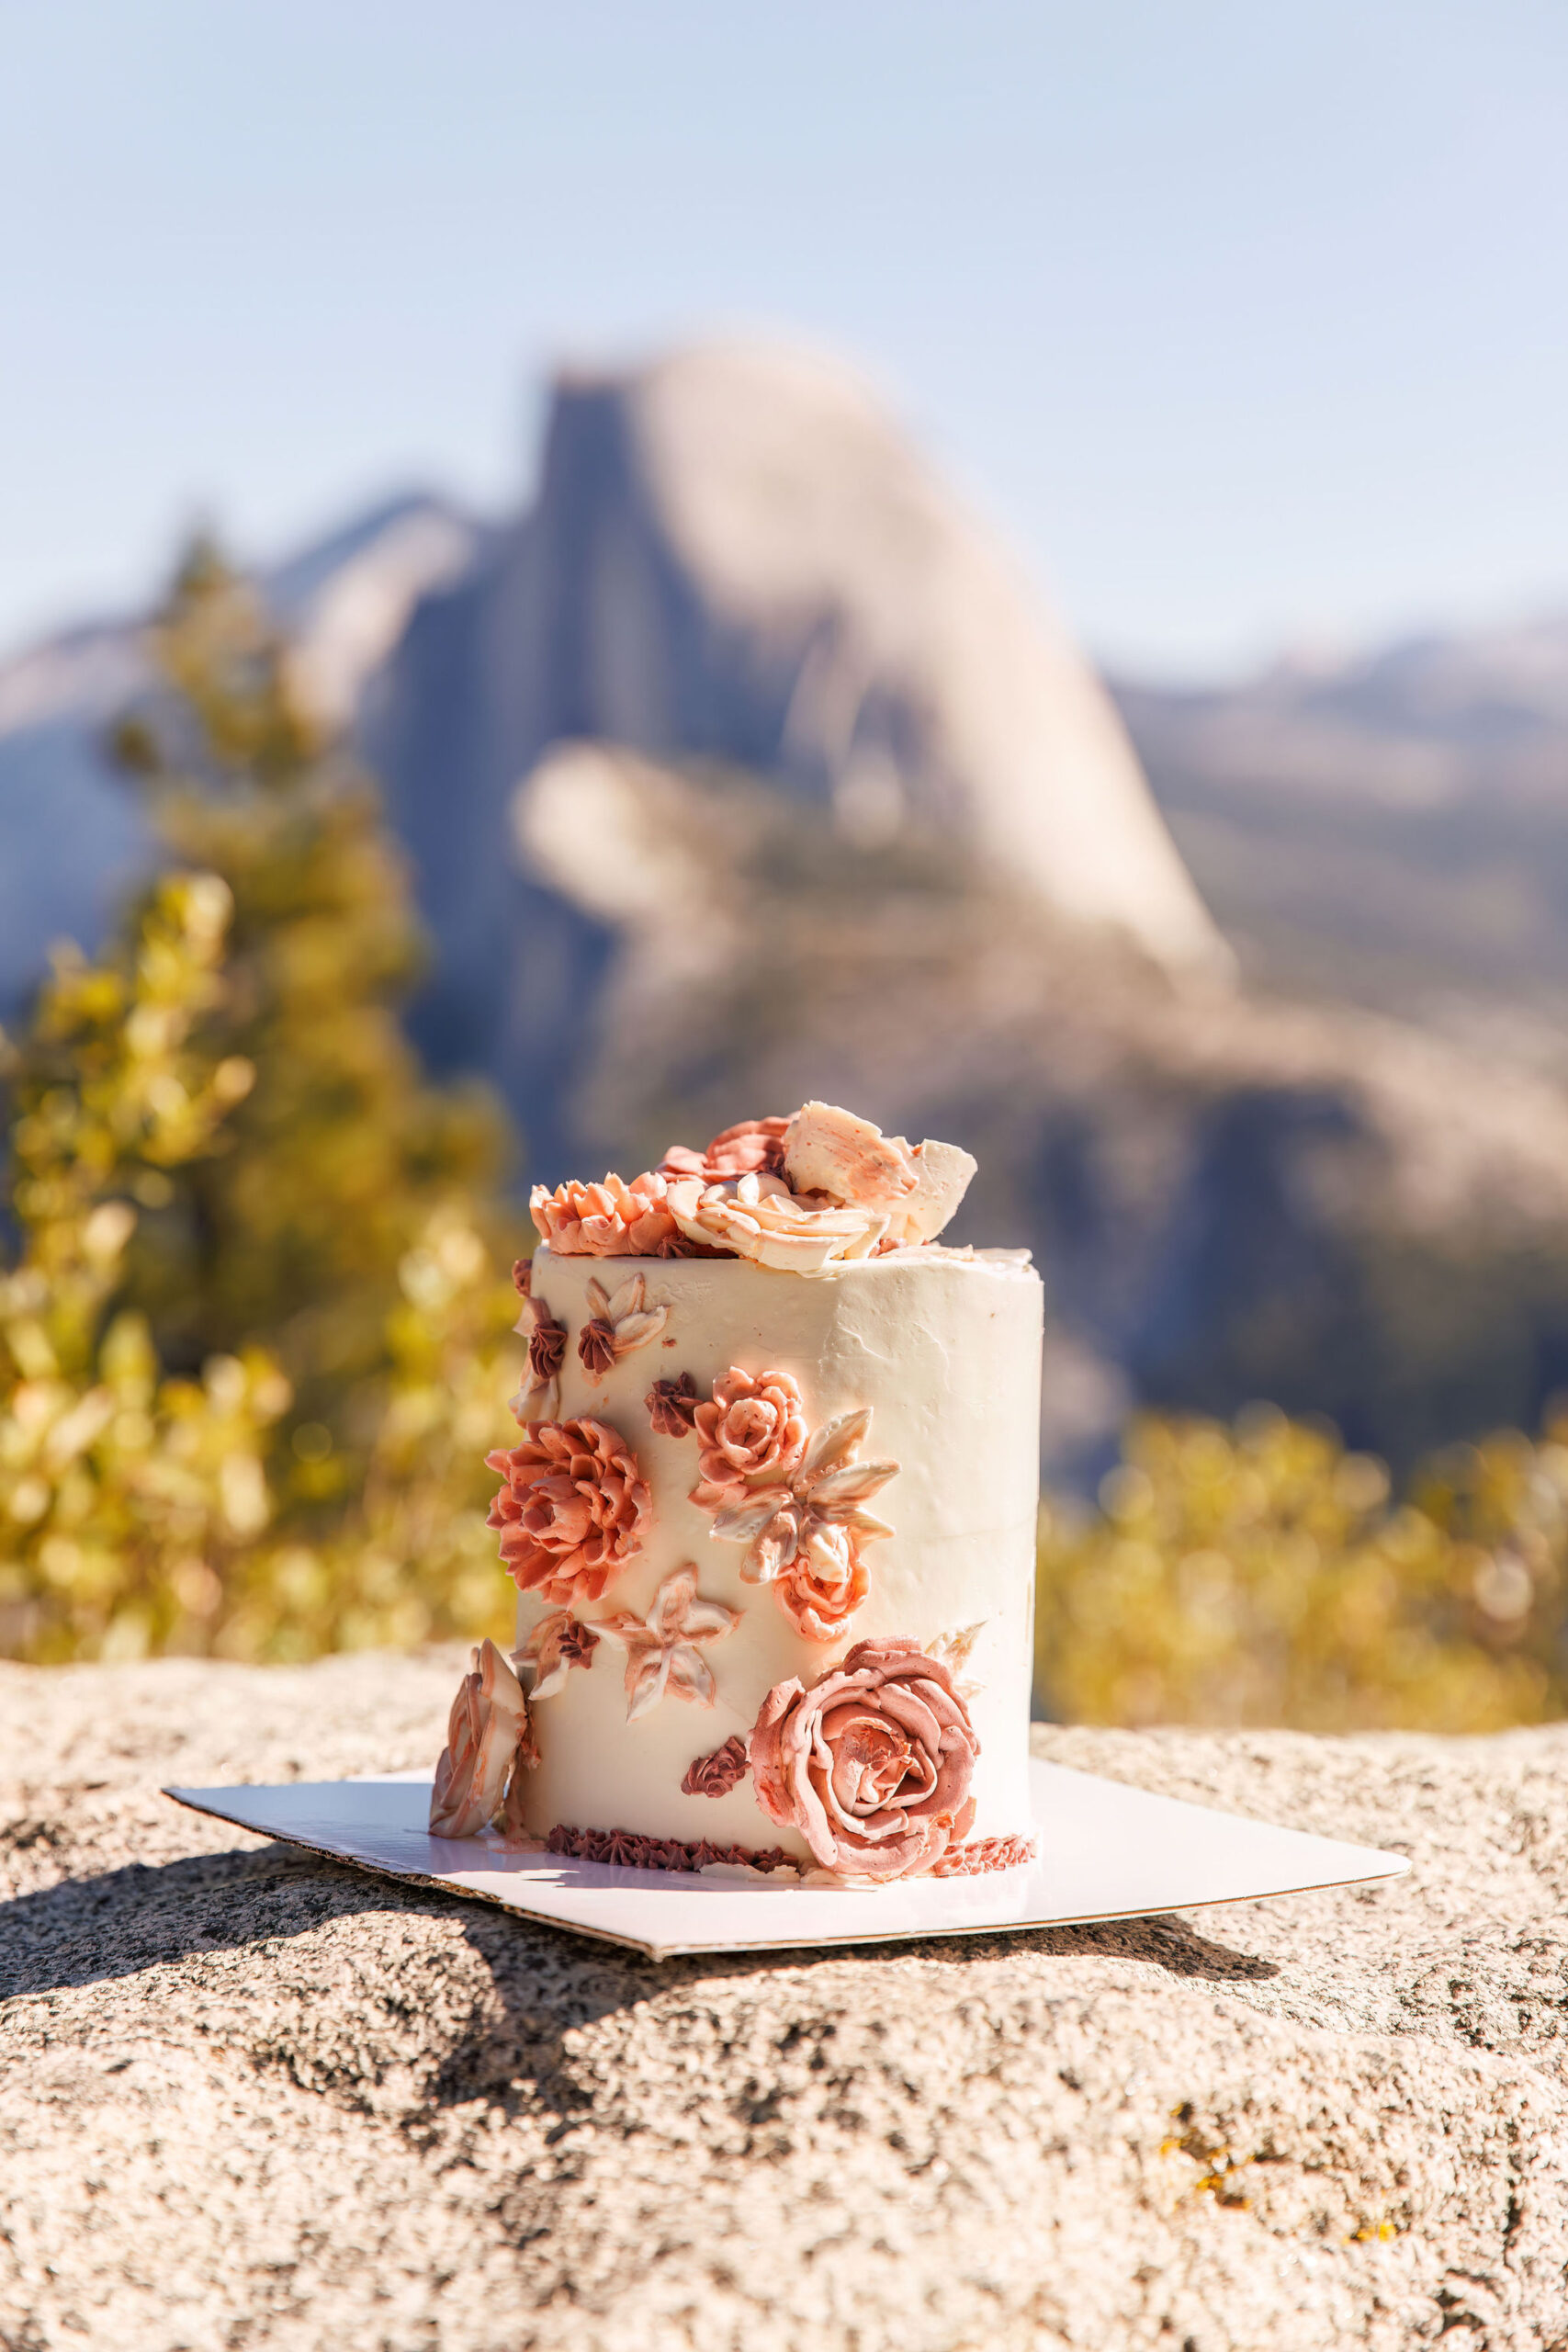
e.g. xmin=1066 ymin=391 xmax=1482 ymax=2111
xmin=691 ymin=1365 xmax=807 ymax=1510
xmin=748 ymin=1637 xmax=979 ymax=1881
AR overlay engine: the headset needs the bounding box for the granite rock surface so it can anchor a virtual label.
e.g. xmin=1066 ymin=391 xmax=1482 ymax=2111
xmin=3 ymin=1650 xmax=1566 ymax=2352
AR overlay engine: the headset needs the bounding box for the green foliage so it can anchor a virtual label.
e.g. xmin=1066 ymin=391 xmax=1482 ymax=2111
xmin=1 ymin=545 xmax=524 ymax=1661
xmin=1036 ymin=1404 xmax=1568 ymax=1732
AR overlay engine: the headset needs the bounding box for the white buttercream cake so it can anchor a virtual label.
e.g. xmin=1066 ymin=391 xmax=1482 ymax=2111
xmin=431 ymin=1102 xmax=1044 ymax=1884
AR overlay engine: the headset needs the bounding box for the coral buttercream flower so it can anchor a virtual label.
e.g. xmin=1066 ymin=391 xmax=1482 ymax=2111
xmin=430 ymin=1638 xmax=539 ymax=1838
xmin=681 ymin=1733 xmax=750 ymax=1798
xmin=486 ymin=1417 xmax=649 ymax=1607
xmin=665 ymin=1170 xmax=887 ymax=1272
xmin=660 ymin=1115 xmax=790 ymax=1184
xmin=698 ymin=1403 xmax=897 ymax=1642
xmin=773 ymin=1522 xmax=871 ymax=1644
xmin=530 ymin=1170 xmax=677 ymax=1257
xmin=691 ymin=1365 xmax=807 ymax=1510
xmin=748 ymin=1638 xmax=980 ymax=1881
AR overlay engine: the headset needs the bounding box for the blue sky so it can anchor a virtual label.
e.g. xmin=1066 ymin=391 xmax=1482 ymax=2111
xmin=3 ymin=0 xmax=1565 ymax=675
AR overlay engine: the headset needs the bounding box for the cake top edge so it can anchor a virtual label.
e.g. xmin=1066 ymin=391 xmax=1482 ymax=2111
xmin=529 ymin=1099 xmax=1024 ymax=1278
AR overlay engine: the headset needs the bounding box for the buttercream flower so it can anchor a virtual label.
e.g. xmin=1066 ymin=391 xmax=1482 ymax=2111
xmin=509 ymin=1283 xmax=568 ymax=1424
xmin=690 ymin=1365 xmax=807 ymax=1510
xmin=646 ymin=1372 xmax=701 ymax=1437
xmin=699 ymin=1403 xmax=897 ymax=1642
xmin=594 ymin=1564 xmax=739 ymax=1720
xmin=530 ymin=1170 xmax=677 ymax=1257
xmin=773 ymin=1522 xmax=870 ymax=1644
xmin=748 ymin=1637 xmax=980 ymax=1881
xmin=576 ymin=1272 xmax=669 ymax=1380
xmin=665 ymin=1170 xmax=887 ymax=1272
xmin=430 ymin=1639 xmax=539 ymax=1838
xmin=486 ymin=1417 xmax=649 ymax=1607
xmin=660 ymin=1115 xmax=790 ymax=1184
xmin=783 ymin=1101 xmax=978 ymax=1247
xmin=515 ymin=1608 xmax=601 ymax=1699
xmin=681 ymin=1733 xmax=750 ymax=1798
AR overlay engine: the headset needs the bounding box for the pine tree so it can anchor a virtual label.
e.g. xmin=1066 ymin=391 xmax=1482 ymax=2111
xmin=1 ymin=544 xmax=525 ymax=1660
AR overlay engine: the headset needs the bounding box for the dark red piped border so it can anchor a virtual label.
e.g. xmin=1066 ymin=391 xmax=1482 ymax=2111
xmin=546 ymin=1824 xmax=1039 ymax=1879
xmin=546 ymin=1824 xmax=793 ymax=1873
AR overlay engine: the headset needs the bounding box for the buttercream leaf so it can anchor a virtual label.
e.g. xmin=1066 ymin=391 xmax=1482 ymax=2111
xmin=842 ymin=1508 xmax=896 ymax=1540
xmin=585 ymin=1276 xmax=611 ymax=1320
xmin=665 ymin=1646 xmax=717 ymax=1707
xmin=682 ymin=1595 xmax=741 ymax=1640
xmin=625 ymin=1650 xmax=671 ymax=1722
xmin=591 ymin=1612 xmax=647 ymax=1648
xmin=744 ymin=1511 xmax=799 ymax=1583
xmin=802 ymin=1408 xmax=873 ymax=1478
xmin=647 ymin=1566 xmax=698 ymax=1637
xmin=709 ymin=1492 xmax=786 ymax=1543
xmin=606 ymin=1273 xmax=645 ymax=1322
xmin=612 ymin=1306 xmax=667 ymax=1351
xmin=807 ymin=1455 xmax=900 ymax=1508
xmin=927 ymin=1620 xmax=986 ymax=1673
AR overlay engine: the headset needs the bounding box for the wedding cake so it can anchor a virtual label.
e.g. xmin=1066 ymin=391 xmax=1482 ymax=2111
xmin=431 ymin=1102 xmax=1043 ymax=1883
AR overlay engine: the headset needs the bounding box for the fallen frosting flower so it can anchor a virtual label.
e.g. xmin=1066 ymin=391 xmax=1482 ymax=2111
xmin=430 ymin=1638 xmax=538 ymax=1838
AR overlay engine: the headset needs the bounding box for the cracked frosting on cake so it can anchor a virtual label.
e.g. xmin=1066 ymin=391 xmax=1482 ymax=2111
xmin=445 ymin=1101 xmax=1043 ymax=1877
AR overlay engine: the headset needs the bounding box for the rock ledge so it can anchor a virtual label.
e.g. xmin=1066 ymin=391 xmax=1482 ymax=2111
xmin=3 ymin=1652 xmax=1566 ymax=2350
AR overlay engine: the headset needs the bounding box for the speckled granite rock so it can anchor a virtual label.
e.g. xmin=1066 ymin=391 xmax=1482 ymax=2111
xmin=3 ymin=1653 xmax=1566 ymax=2352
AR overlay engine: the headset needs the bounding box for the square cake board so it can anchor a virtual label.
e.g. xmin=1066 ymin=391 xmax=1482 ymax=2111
xmin=164 ymin=1759 xmax=1409 ymax=1962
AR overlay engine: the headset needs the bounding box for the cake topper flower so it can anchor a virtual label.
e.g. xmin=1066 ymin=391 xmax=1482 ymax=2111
xmin=576 ymin=1272 xmax=670 ymax=1378
xmin=514 ymin=1608 xmax=601 ymax=1699
xmin=430 ymin=1638 xmax=539 ymax=1839
xmin=695 ymin=1400 xmax=897 ymax=1642
xmin=486 ymin=1417 xmax=650 ymax=1607
xmin=748 ymin=1637 xmax=979 ymax=1881
xmin=594 ymin=1565 xmax=739 ymax=1721
xmin=782 ymin=1102 xmax=977 ymax=1248
xmin=660 ymin=1115 xmax=790 ymax=1184
xmin=689 ymin=1365 xmax=807 ymax=1510
xmin=530 ymin=1170 xmax=677 ymax=1257
xmin=663 ymin=1169 xmax=888 ymax=1272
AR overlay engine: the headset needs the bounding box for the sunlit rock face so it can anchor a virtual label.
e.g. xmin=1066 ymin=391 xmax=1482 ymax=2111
xmin=363 ymin=341 xmax=1227 ymax=1174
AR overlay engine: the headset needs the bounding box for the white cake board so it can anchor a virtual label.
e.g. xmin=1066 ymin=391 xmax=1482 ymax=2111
xmin=165 ymin=1759 xmax=1409 ymax=1962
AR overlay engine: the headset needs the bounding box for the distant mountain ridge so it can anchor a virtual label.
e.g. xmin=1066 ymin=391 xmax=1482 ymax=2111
xmin=1113 ymin=614 xmax=1568 ymax=1031
xmin=5 ymin=341 xmax=1568 ymax=1476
